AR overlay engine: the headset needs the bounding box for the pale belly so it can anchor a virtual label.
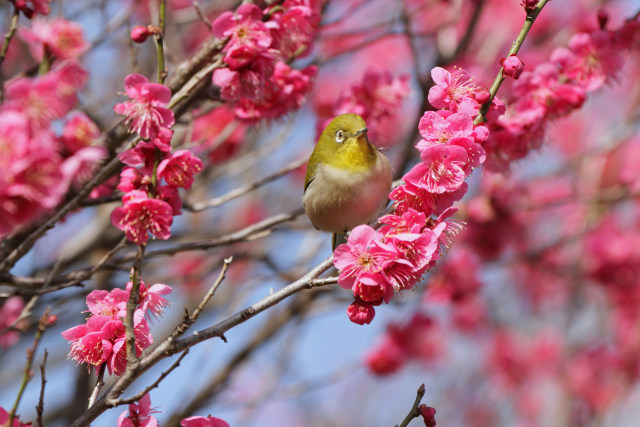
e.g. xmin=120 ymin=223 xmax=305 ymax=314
xmin=303 ymin=155 xmax=392 ymax=233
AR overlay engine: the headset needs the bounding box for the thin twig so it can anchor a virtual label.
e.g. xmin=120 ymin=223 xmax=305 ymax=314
xmin=187 ymin=156 xmax=308 ymax=211
xmin=0 ymin=8 xmax=19 ymax=67
xmin=36 ymin=350 xmax=48 ymax=427
xmin=87 ymin=364 xmax=106 ymax=408
xmin=70 ymin=256 xmax=335 ymax=426
xmin=113 ymin=349 xmax=189 ymax=405
xmin=193 ymin=1 xmax=212 ymax=30
xmin=397 ymin=384 xmax=426 ymax=427
xmin=8 ymin=309 xmax=52 ymax=426
xmin=188 ymin=256 xmax=233 ymax=322
xmin=474 ymin=0 xmax=550 ymax=125
xmin=125 ymin=245 xmax=147 ymax=369
xmin=156 ymin=0 xmax=167 ymax=83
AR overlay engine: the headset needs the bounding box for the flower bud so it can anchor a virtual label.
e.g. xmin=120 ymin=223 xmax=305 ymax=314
xmin=521 ymin=0 xmax=537 ymax=12
xmin=347 ymin=299 xmax=375 ymax=325
xmin=418 ymin=405 xmax=437 ymax=427
xmin=475 ymin=89 xmax=491 ymax=104
xmin=131 ymin=26 xmax=150 ymax=43
xmin=597 ymin=8 xmax=609 ymax=29
xmin=500 ymin=54 xmax=524 ymax=80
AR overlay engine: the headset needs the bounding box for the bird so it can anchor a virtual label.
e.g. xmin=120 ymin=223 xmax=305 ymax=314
xmin=303 ymin=113 xmax=393 ymax=249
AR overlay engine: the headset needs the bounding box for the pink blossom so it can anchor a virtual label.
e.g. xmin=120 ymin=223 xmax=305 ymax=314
xmin=365 ymin=335 xmax=406 ymax=375
xmin=114 ymin=74 xmax=175 ymax=139
xmin=383 ymin=229 xmax=440 ymax=289
xmin=346 ymin=299 xmax=376 ymax=325
xmin=61 ymin=316 xmax=116 ymax=367
xmin=417 ymin=111 xmax=474 ymax=148
xmin=500 ymin=54 xmax=525 ymax=79
xmin=180 ymin=416 xmax=231 ymax=427
xmin=332 ymin=225 xmax=397 ymax=290
xmin=60 ymin=111 xmax=100 ymax=154
xmin=117 ymin=167 xmax=153 ymax=193
xmin=61 ymin=146 xmax=107 ymax=188
xmin=234 ymin=62 xmax=317 ymax=121
xmin=126 ymin=281 xmax=172 ymax=319
xmin=131 ymin=26 xmax=151 ymax=43
xmin=268 ymin=3 xmax=318 ymax=59
xmin=157 ymin=150 xmax=204 ymax=189
xmin=212 ymin=51 xmax=276 ymax=102
xmin=212 ymin=4 xmax=272 ymax=69
xmin=4 ymin=66 xmax=87 ymax=131
xmin=85 ymin=288 xmax=129 ymax=318
xmin=0 ymin=111 xmax=66 ymax=235
xmin=13 ymin=0 xmax=52 ymax=18
xmin=117 ymin=393 xmax=158 ymax=427
xmin=551 ymin=30 xmax=624 ymax=92
xmin=390 ymin=180 xmax=468 ymax=218
xmin=0 ymin=296 xmax=25 ymax=348
xmin=110 ymin=190 xmax=173 ymax=245
xmin=20 ymin=17 xmax=88 ymax=61
xmin=109 ymin=311 xmax=153 ymax=375
xmin=352 ymin=272 xmax=394 ymax=303
xmin=428 ymin=66 xmax=478 ymax=111
xmin=404 ymin=145 xmax=469 ymax=194
xmin=0 ymin=406 xmax=32 ymax=427
xmin=157 ymin=185 xmax=183 ymax=216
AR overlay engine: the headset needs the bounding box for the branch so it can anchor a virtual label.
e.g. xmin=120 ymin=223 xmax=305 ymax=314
xmin=397 ymin=384 xmax=426 ymax=427
xmin=36 ymin=350 xmax=48 ymax=427
xmin=474 ymin=0 xmax=550 ymax=125
xmin=155 ymin=0 xmax=168 ymax=83
xmin=187 ymin=156 xmax=308 ymax=211
xmin=70 ymin=256 xmax=335 ymax=426
xmin=87 ymin=364 xmax=106 ymax=409
xmin=8 ymin=309 xmax=52 ymax=426
xmin=113 ymin=349 xmax=189 ymax=405
xmin=125 ymin=245 xmax=146 ymax=369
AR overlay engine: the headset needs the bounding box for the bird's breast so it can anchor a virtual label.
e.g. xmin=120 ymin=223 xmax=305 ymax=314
xmin=303 ymin=153 xmax=392 ymax=233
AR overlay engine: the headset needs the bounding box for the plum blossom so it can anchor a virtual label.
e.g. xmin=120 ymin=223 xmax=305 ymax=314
xmin=157 ymin=150 xmax=204 ymax=189
xmin=114 ymin=74 xmax=174 ymax=139
xmin=212 ymin=4 xmax=272 ymax=69
xmin=500 ymin=54 xmax=525 ymax=79
xmin=110 ymin=190 xmax=173 ymax=245
xmin=404 ymin=145 xmax=469 ymax=194
xmin=180 ymin=416 xmax=231 ymax=427
xmin=0 ymin=406 xmax=31 ymax=427
xmin=20 ymin=17 xmax=88 ymax=61
xmin=0 ymin=297 xmax=25 ymax=348
xmin=60 ymin=111 xmax=100 ymax=154
xmin=62 ymin=285 xmax=171 ymax=375
xmin=117 ymin=394 xmax=158 ymax=427
xmin=11 ymin=0 xmax=52 ymax=18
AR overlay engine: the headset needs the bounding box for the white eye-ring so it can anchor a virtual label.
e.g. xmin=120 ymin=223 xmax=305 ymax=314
xmin=335 ymin=130 xmax=345 ymax=143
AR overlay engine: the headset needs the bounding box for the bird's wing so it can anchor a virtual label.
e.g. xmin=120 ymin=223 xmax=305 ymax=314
xmin=303 ymin=154 xmax=318 ymax=194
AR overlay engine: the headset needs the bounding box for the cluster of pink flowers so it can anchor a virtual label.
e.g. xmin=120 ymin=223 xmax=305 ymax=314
xmin=316 ymin=68 xmax=411 ymax=147
xmin=62 ymin=282 xmax=171 ymax=376
xmin=365 ymin=313 xmax=442 ymax=375
xmin=116 ymin=393 xmax=229 ymax=427
xmin=111 ymin=74 xmax=203 ymax=245
xmin=335 ymin=65 xmax=503 ymax=324
xmin=0 ymin=296 xmax=25 ymax=348
xmin=0 ymin=17 xmax=104 ymax=237
xmin=10 ymin=0 xmax=52 ymax=18
xmin=20 ymin=17 xmax=88 ymax=61
xmin=485 ymin=17 xmax=637 ymax=171
xmin=211 ymin=1 xmax=320 ymax=121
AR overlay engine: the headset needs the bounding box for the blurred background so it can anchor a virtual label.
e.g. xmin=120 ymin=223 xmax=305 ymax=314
xmin=2 ymin=0 xmax=640 ymax=425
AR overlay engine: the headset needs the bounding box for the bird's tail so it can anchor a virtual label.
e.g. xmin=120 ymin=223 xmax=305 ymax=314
xmin=331 ymin=233 xmax=348 ymax=250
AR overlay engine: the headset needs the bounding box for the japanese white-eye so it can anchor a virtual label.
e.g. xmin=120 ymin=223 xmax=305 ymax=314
xmin=303 ymin=113 xmax=393 ymax=249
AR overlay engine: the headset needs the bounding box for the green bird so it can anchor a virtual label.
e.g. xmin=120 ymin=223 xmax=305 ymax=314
xmin=303 ymin=113 xmax=393 ymax=249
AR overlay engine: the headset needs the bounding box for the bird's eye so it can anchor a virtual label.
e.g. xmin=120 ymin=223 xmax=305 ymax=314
xmin=335 ymin=130 xmax=345 ymax=143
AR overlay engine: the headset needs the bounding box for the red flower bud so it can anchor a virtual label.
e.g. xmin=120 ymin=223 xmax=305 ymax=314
xmin=520 ymin=0 xmax=537 ymax=12
xmin=347 ymin=299 xmax=376 ymax=325
xmin=475 ymin=89 xmax=491 ymax=104
xmin=597 ymin=8 xmax=609 ymax=29
xmin=419 ymin=404 xmax=437 ymax=427
xmin=500 ymin=54 xmax=524 ymax=80
xmin=131 ymin=26 xmax=150 ymax=43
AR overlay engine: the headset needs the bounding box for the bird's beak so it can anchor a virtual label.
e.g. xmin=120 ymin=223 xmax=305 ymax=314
xmin=353 ymin=128 xmax=368 ymax=138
